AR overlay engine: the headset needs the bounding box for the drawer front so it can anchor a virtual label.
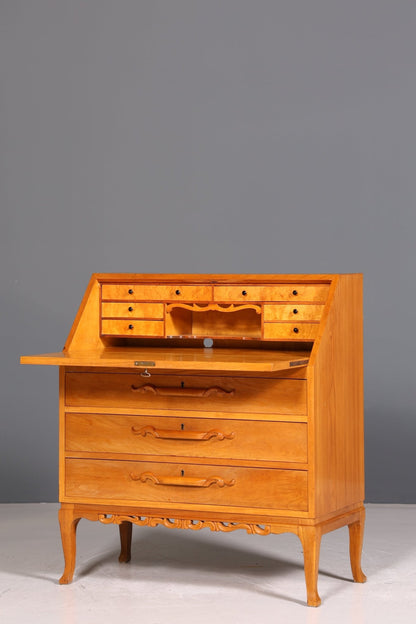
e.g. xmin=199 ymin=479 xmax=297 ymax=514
xmin=65 ymin=459 xmax=308 ymax=511
xmin=101 ymin=302 xmax=164 ymax=319
xmin=263 ymin=323 xmax=319 ymax=340
xmin=102 ymin=284 xmax=212 ymax=302
xmin=214 ymin=284 xmax=329 ymax=302
xmin=65 ymin=373 xmax=307 ymax=416
xmin=101 ymin=319 xmax=164 ymax=337
xmin=65 ymin=413 xmax=308 ymax=463
xmin=264 ymin=304 xmax=324 ymax=322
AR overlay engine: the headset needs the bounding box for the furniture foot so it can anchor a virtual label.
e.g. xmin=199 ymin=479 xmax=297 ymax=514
xmin=349 ymin=508 xmax=367 ymax=583
xmin=299 ymin=526 xmax=322 ymax=607
xmin=58 ymin=507 xmax=81 ymax=584
xmin=118 ymin=521 xmax=132 ymax=563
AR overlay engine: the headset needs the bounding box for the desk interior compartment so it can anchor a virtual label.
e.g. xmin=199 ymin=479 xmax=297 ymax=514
xmin=165 ymin=303 xmax=262 ymax=339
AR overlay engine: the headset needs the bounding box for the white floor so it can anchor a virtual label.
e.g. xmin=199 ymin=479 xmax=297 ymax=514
xmin=0 ymin=504 xmax=414 ymax=623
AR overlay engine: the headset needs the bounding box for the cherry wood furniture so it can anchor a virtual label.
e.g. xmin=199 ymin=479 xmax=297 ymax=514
xmin=21 ymin=273 xmax=366 ymax=606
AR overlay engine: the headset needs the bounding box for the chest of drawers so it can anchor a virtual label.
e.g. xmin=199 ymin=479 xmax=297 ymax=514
xmin=21 ymin=273 xmax=366 ymax=606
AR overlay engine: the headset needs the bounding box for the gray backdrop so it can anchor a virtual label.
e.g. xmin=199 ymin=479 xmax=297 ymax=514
xmin=1 ymin=1 xmax=415 ymax=503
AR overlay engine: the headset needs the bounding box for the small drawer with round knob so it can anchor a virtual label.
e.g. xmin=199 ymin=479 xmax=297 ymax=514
xmin=263 ymin=322 xmax=319 ymax=341
xmin=101 ymin=319 xmax=164 ymax=337
xmin=263 ymin=304 xmax=324 ymax=322
xmin=101 ymin=302 xmax=165 ymax=319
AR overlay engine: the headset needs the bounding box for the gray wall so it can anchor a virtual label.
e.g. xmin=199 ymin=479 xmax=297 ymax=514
xmin=1 ymin=1 xmax=415 ymax=503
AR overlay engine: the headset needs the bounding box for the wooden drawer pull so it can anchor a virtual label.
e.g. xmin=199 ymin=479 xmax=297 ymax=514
xmin=131 ymin=424 xmax=235 ymax=441
xmin=130 ymin=471 xmax=236 ymax=488
xmin=130 ymin=383 xmax=235 ymax=398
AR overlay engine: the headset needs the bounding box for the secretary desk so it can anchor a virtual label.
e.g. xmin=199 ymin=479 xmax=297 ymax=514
xmin=21 ymin=273 xmax=366 ymax=606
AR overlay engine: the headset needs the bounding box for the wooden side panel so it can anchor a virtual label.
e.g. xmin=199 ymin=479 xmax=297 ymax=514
xmin=313 ymin=274 xmax=364 ymax=517
xmin=64 ymin=277 xmax=102 ymax=351
xmin=59 ymin=367 xmax=66 ymax=502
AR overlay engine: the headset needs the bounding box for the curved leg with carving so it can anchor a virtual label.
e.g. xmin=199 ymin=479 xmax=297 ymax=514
xmin=118 ymin=521 xmax=132 ymax=563
xmin=58 ymin=507 xmax=81 ymax=584
xmin=299 ymin=525 xmax=322 ymax=607
xmin=349 ymin=508 xmax=367 ymax=583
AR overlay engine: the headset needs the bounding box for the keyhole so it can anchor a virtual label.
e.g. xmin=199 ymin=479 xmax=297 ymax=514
xmin=181 ymin=423 xmax=184 ymax=430
xmin=181 ymin=469 xmax=185 ymax=477
xmin=181 ymin=381 xmax=185 ymax=388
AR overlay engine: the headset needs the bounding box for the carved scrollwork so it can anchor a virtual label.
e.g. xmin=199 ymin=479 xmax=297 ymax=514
xmin=98 ymin=514 xmax=271 ymax=536
xmin=166 ymin=303 xmax=262 ymax=315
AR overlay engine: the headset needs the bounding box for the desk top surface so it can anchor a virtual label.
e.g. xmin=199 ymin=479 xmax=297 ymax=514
xmin=20 ymin=347 xmax=310 ymax=373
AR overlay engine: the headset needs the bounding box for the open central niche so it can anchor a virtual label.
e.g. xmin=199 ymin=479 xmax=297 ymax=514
xmin=165 ymin=303 xmax=262 ymax=339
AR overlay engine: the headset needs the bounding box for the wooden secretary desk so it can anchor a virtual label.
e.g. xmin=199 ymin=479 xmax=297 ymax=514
xmin=21 ymin=273 xmax=366 ymax=607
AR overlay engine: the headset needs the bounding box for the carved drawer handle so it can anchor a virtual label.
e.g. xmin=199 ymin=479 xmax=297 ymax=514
xmin=130 ymin=471 xmax=236 ymax=488
xmin=131 ymin=424 xmax=235 ymax=441
xmin=130 ymin=383 xmax=235 ymax=398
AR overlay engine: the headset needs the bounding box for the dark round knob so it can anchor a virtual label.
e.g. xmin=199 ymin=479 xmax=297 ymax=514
xmin=128 ymin=288 xmax=134 ymax=294
xmin=293 ymin=327 xmax=299 ymax=333
xmin=175 ymin=289 xmax=181 ymax=295
xmin=128 ymin=324 xmax=134 ymax=330
xmin=293 ymin=308 xmax=298 ymax=314
xmin=292 ymin=290 xmax=298 ymax=296
xmin=242 ymin=290 xmax=248 ymax=296
xmin=128 ymin=306 xmax=133 ymax=312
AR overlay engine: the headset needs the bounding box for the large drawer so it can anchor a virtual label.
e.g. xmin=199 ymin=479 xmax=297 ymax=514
xmin=65 ymin=413 xmax=308 ymax=463
xmin=65 ymin=373 xmax=307 ymax=416
xmin=65 ymin=459 xmax=308 ymax=511
xmin=101 ymin=284 xmax=212 ymax=302
xmin=213 ymin=284 xmax=329 ymax=302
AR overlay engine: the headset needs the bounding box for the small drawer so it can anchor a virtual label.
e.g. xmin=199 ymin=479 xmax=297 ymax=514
xmin=65 ymin=458 xmax=308 ymax=511
xmin=213 ymin=284 xmax=329 ymax=302
xmin=264 ymin=304 xmax=324 ymax=322
xmin=101 ymin=319 xmax=164 ymax=337
xmin=101 ymin=302 xmax=164 ymax=319
xmin=65 ymin=373 xmax=307 ymax=416
xmin=65 ymin=413 xmax=308 ymax=463
xmin=264 ymin=323 xmax=319 ymax=340
xmin=101 ymin=284 xmax=212 ymax=302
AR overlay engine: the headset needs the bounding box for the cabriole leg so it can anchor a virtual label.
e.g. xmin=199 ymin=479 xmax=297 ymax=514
xmin=299 ymin=525 xmax=322 ymax=607
xmin=58 ymin=506 xmax=81 ymax=584
xmin=118 ymin=521 xmax=132 ymax=563
xmin=349 ymin=508 xmax=367 ymax=583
